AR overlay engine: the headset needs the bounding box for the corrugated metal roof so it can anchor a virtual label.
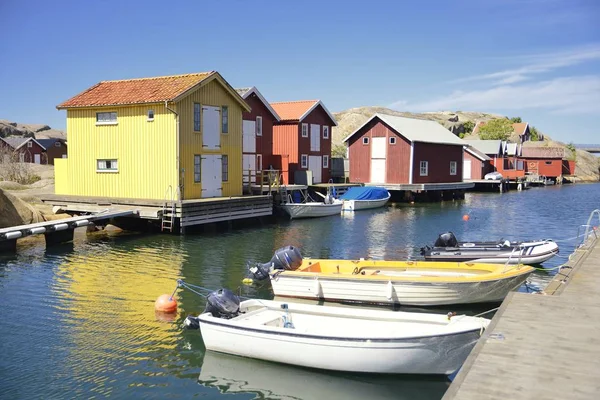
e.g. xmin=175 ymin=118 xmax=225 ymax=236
xmin=465 ymin=145 xmax=491 ymax=161
xmin=464 ymin=140 xmax=503 ymax=155
xmin=235 ymin=87 xmax=252 ymax=97
xmin=521 ymin=147 xmax=565 ymax=158
xmin=37 ymin=138 xmax=65 ymax=148
xmin=1 ymin=136 xmax=44 ymax=150
xmin=344 ymin=113 xmax=465 ymax=146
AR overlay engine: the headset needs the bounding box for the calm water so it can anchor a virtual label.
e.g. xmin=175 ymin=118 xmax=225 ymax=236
xmin=1 ymin=183 xmax=599 ymax=399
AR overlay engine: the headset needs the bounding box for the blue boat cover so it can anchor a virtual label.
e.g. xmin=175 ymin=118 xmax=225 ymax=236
xmin=339 ymin=187 xmax=390 ymax=201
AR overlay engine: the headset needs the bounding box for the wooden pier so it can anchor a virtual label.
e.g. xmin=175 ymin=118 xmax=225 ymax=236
xmin=40 ymin=194 xmax=273 ymax=234
xmin=0 ymin=209 xmax=138 ymax=252
xmin=443 ymin=231 xmax=600 ymax=400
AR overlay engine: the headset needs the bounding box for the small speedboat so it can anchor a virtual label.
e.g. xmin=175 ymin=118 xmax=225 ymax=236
xmin=421 ymin=232 xmax=559 ymax=264
xmin=280 ymin=187 xmax=343 ymax=219
xmin=248 ymin=247 xmax=534 ymax=306
xmin=280 ymin=200 xmax=343 ymax=219
xmin=339 ymin=187 xmax=390 ymax=211
xmin=196 ymin=289 xmax=489 ymax=375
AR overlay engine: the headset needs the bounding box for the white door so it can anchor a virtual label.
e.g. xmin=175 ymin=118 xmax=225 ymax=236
xmin=370 ymin=137 xmax=386 ymax=183
xmin=308 ymin=155 xmax=322 ymax=184
xmin=243 ymin=120 xmax=256 ymax=153
xmin=310 ymin=124 xmax=320 ymax=151
xmin=242 ymin=154 xmax=256 ymax=184
xmin=34 ymin=154 xmax=41 ymax=164
xmin=463 ymin=160 xmax=472 ymax=180
xmin=201 ymin=155 xmax=222 ymax=197
xmin=202 ymin=106 xmax=220 ymax=150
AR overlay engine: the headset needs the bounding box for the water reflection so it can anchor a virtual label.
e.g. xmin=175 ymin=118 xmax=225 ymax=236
xmin=198 ymin=351 xmax=449 ymax=400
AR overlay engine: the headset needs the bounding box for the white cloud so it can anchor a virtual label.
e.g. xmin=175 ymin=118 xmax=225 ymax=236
xmin=452 ymin=45 xmax=600 ymax=85
xmin=391 ymin=76 xmax=600 ymax=115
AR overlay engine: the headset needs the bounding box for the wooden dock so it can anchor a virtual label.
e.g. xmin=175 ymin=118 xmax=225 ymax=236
xmin=0 ymin=209 xmax=138 ymax=252
xmin=443 ymin=232 xmax=600 ymax=400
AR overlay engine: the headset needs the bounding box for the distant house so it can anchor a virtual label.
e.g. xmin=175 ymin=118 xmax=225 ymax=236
xmin=56 ymin=71 xmax=251 ymax=200
xmin=465 ymin=139 xmax=524 ymax=179
xmin=270 ymin=100 xmax=337 ymax=184
xmin=37 ymin=138 xmax=67 ymax=165
xmin=520 ymin=147 xmax=565 ymax=178
xmin=0 ymin=136 xmax=46 ymax=164
xmin=235 ymin=87 xmax=281 ymax=186
xmin=343 ymin=114 xmax=466 ymax=185
xmin=472 ymin=121 xmax=531 ymax=143
xmin=463 ymin=145 xmax=492 ymax=180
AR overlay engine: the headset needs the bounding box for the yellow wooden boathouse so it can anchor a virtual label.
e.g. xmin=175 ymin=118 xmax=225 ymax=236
xmin=55 ymin=71 xmax=251 ymax=200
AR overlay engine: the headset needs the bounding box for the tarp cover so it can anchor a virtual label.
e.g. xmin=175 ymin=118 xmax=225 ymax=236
xmin=340 ymin=187 xmax=389 ymax=201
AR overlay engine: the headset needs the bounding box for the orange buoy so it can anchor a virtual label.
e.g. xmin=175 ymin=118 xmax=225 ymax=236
xmin=155 ymin=294 xmax=177 ymax=313
xmin=462 ymin=214 xmax=470 ymax=221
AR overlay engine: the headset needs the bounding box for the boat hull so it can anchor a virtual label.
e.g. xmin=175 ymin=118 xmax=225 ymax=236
xmin=281 ymin=202 xmax=342 ymax=219
xmin=270 ymin=272 xmax=530 ymax=306
xmin=198 ymin=300 xmax=487 ymax=375
xmin=423 ymin=240 xmax=559 ymax=264
xmin=342 ymin=195 xmax=390 ymax=211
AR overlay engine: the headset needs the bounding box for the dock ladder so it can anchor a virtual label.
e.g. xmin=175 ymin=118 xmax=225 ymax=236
xmin=161 ymin=185 xmax=177 ymax=233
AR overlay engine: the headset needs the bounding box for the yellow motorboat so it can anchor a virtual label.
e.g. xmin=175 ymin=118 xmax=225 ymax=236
xmin=250 ymin=247 xmax=535 ymax=306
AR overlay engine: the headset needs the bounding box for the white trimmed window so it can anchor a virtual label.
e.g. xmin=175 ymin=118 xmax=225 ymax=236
xmin=256 ymin=116 xmax=263 ymax=136
xmin=323 ymin=126 xmax=329 ymax=139
xmin=194 ymin=155 xmax=201 ymax=182
xmin=389 ymin=137 xmax=396 ymax=145
xmin=420 ymin=161 xmax=428 ymax=176
xmin=301 ymin=123 xmax=308 ymax=138
xmin=323 ymin=155 xmax=329 ymax=168
xmin=301 ymin=154 xmax=308 ymax=168
xmin=450 ymin=161 xmax=457 ymax=175
xmin=147 ymin=109 xmax=154 ymax=121
xmin=27 ymin=141 xmax=33 ymax=148
xmin=97 ymin=159 xmax=118 ymax=172
xmin=363 ymin=137 xmax=369 ymax=145
xmin=96 ymin=112 xmax=117 ymax=125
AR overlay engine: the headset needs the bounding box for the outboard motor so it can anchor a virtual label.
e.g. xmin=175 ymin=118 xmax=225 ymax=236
xmin=248 ymin=246 xmax=303 ymax=281
xmin=434 ymin=232 xmax=458 ymax=248
xmin=204 ymin=288 xmax=241 ymax=319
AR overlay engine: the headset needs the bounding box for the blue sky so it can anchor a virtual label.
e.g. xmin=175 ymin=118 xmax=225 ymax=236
xmin=1 ymin=0 xmax=598 ymax=143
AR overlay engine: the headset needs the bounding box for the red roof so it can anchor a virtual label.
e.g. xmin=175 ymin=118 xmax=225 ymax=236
xmin=472 ymin=120 xmax=529 ymax=136
xmin=270 ymin=100 xmax=319 ymax=122
xmin=57 ymin=72 xmax=215 ymax=108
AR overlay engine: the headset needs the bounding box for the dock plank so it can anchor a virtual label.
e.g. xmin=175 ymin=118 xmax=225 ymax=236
xmin=444 ymin=238 xmax=600 ymax=400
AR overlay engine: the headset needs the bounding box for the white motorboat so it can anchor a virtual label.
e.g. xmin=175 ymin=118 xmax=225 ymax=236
xmin=197 ymin=294 xmax=489 ymax=375
xmin=280 ymin=200 xmax=343 ymax=219
xmin=198 ymin=351 xmax=450 ymax=400
xmin=421 ymin=232 xmax=559 ymax=264
xmin=280 ymin=186 xmax=342 ymax=219
xmin=340 ymin=186 xmax=390 ymax=211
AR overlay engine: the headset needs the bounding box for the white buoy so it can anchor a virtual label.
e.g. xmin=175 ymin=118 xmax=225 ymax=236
xmin=29 ymin=227 xmax=46 ymax=235
xmin=386 ymin=281 xmax=394 ymax=301
xmin=313 ymin=278 xmax=323 ymax=298
xmin=74 ymin=219 xmax=89 ymax=227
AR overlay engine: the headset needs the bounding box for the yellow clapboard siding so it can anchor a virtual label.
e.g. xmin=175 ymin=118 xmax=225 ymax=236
xmin=177 ymin=79 xmax=243 ymax=199
xmin=55 ymin=104 xmax=178 ymax=200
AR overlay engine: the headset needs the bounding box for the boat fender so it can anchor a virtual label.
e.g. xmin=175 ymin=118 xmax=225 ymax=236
xmin=385 ymin=281 xmax=394 ymax=301
xmin=183 ymin=315 xmax=200 ymax=330
xmin=313 ymin=278 xmax=323 ymax=298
